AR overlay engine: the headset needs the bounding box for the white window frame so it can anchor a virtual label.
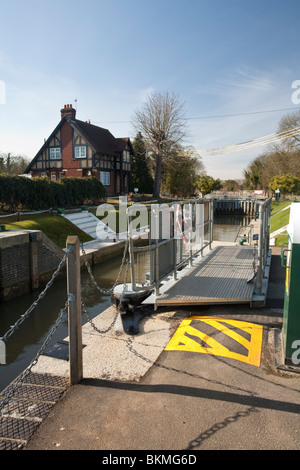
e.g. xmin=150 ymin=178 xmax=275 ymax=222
xmin=50 ymin=172 xmax=57 ymax=181
xmin=100 ymin=171 xmax=110 ymax=186
xmin=74 ymin=146 xmax=87 ymax=159
xmin=123 ymin=150 xmax=130 ymax=162
xmin=49 ymin=147 xmax=61 ymax=160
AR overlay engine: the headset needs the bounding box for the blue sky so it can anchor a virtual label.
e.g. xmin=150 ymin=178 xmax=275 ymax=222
xmin=0 ymin=0 xmax=299 ymax=180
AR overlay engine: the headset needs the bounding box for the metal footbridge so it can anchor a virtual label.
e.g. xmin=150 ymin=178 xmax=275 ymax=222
xmin=120 ymin=197 xmax=272 ymax=320
xmin=146 ymin=244 xmax=257 ymax=307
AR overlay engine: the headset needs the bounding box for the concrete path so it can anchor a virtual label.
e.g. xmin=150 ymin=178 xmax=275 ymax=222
xmin=22 ymin=247 xmax=300 ymax=451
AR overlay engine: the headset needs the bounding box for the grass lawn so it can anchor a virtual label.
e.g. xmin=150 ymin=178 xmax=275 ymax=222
xmin=274 ymin=232 xmax=289 ymax=247
xmin=270 ymin=201 xmax=291 ymax=246
xmin=270 ymin=201 xmax=291 ymax=216
xmin=1 ymin=213 xmax=93 ymax=248
xmin=270 ymin=205 xmax=290 ymax=233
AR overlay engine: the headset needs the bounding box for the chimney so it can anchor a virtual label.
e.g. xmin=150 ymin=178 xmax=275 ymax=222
xmin=60 ymin=104 xmax=76 ymax=120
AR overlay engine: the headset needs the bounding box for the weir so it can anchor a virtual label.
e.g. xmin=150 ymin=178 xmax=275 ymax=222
xmin=213 ymin=197 xmax=259 ymax=216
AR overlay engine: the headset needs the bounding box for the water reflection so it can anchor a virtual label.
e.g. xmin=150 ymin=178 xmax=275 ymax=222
xmin=213 ymin=215 xmax=252 ymax=242
xmin=0 ymin=256 xmax=126 ymax=392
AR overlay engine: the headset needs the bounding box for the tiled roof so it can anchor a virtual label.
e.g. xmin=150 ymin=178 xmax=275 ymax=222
xmin=25 ymin=115 xmax=132 ymax=173
xmin=73 ymin=119 xmax=121 ymax=155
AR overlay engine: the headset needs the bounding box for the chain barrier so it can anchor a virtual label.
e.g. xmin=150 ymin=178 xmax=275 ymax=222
xmin=0 ymin=251 xmax=69 ymax=411
xmin=81 ymin=247 xmax=130 ymax=335
xmin=0 ymin=232 xmax=131 ymax=412
xmin=81 ymin=300 xmax=118 ymax=335
xmin=0 ymin=208 xmax=54 ymax=218
xmin=1 ymin=252 xmax=68 ymax=343
xmin=0 ymin=299 xmax=69 ymax=412
xmin=80 ymin=237 xmax=130 ymax=295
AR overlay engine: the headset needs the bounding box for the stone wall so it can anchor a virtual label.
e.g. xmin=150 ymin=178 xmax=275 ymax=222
xmin=0 ymin=230 xmax=147 ymax=302
xmin=0 ymin=231 xmax=65 ymax=302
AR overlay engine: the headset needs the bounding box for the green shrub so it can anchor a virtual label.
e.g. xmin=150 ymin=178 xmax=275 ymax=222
xmin=0 ymin=175 xmax=106 ymax=212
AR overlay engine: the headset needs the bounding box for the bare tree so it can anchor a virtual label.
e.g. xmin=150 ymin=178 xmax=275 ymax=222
xmin=131 ymin=90 xmax=187 ymax=197
xmin=0 ymin=152 xmax=31 ymax=175
xmin=243 ymin=110 xmax=300 ymax=188
xmin=276 ymin=109 xmax=300 ymax=151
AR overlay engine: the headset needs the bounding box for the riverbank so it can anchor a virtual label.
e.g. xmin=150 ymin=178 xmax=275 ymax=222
xmin=0 ymin=212 xmax=93 ymax=248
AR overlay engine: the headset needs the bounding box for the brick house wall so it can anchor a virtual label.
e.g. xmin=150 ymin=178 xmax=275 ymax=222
xmin=25 ymin=104 xmax=132 ymax=196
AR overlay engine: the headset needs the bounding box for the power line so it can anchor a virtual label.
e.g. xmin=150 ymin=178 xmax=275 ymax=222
xmin=198 ymin=127 xmax=300 ymax=156
xmin=197 ymin=125 xmax=300 ymax=156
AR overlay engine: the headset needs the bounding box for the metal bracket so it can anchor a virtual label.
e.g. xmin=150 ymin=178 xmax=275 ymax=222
xmin=67 ymin=245 xmax=74 ymax=254
xmin=120 ymin=305 xmax=154 ymax=335
xmin=281 ymin=242 xmax=291 ymax=268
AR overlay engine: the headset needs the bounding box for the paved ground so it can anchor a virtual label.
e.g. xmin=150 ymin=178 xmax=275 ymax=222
xmin=22 ymin=247 xmax=300 ymax=451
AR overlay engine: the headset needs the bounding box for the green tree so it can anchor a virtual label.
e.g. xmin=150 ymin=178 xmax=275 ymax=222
xmin=0 ymin=152 xmax=31 ymax=175
xmin=223 ymin=179 xmax=240 ymax=191
xmin=194 ymin=174 xmax=222 ymax=195
xmin=268 ymin=174 xmax=300 ymax=196
xmin=131 ymin=132 xmax=153 ymax=194
xmin=243 ymin=155 xmax=268 ymax=190
xmin=165 ymin=145 xmax=205 ymax=197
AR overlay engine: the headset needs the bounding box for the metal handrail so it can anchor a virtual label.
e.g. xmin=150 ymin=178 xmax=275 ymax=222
xmin=127 ymin=199 xmax=213 ymax=295
xmin=256 ymin=198 xmax=272 ymax=293
xmin=234 ymin=224 xmax=254 ymax=244
xmin=127 ymin=197 xmax=271 ymax=297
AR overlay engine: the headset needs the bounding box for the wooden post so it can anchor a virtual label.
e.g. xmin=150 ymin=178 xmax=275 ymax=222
xmin=66 ymin=236 xmax=83 ymax=385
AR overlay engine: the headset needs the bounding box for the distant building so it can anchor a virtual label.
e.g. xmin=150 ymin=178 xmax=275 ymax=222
xmin=25 ymin=104 xmax=133 ymax=196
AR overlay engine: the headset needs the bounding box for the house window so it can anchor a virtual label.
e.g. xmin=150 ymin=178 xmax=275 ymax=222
xmin=51 ymin=172 xmax=56 ymax=181
xmin=100 ymin=171 xmax=110 ymax=186
xmin=49 ymin=147 xmax=61 ymax=160
xmin=41 ymin=172 xmax=47 ymax=178
xmin=123 ymin=150 xmax=130 ymax=162
xmin=74 ymin=146 xmax=87 ymax=159
xmin=59 ymin=172 xmax=65 ymax=179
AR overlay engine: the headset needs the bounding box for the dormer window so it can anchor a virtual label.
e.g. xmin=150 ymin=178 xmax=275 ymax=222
xmin=74 ymin=146 xmax=87 ymax=159
xmin=49 ymin=147 xmax=61 ymax=160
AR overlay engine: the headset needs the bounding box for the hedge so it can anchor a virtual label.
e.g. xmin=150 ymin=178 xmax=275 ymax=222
xmin=0 ymin=175 xmax=106 ymax=212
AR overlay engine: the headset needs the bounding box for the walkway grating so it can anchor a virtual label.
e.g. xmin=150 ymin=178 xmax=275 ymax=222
xmin=154 ymin=245 xmax=256 ymax=307
xmin=0 ymin=372 xmax=69 ymax=449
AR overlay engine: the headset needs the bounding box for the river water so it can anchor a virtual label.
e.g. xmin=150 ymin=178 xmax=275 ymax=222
xmin=0 ymin=215 xmax=251 ymax=392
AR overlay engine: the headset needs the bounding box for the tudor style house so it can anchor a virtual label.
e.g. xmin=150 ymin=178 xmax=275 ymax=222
xmin=25 ymin=104 xmax=133 ymax=196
